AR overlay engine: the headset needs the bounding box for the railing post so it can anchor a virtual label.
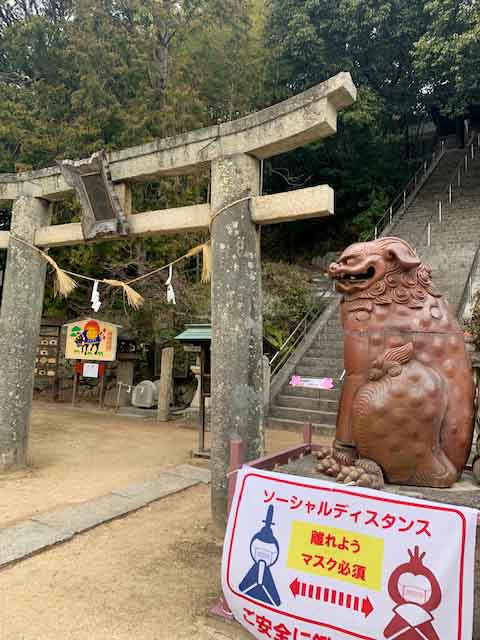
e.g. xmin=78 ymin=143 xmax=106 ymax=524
xmin=389 ymin=206 xmax=393 ymax=224
xmin=303 ymin=423 xmax=313 ymax=447
xmin=449 ymin=184 xmax=452 ymax=204
xmin=427 ymin=223 xmax=431 ymax=247
xmin=441 ymin=140 xmax=445 ymax=153
xmin=465 ymin=154 xmax=468 ymax=172
xmin=227 ymin=436 xmax=245 ymax=515
xmin=458 ymin=168 xmax=461 ymax=187
xmin=471 ymin=144 xmax=475 ymax=160
xmin=403 ymin=191 xmax=406 ymax=209
xmin=424 ymin=160 xmax=427 ymax=175
xmin=438 ymin=200 xmax=442 ymax=224
xmin=374 ymin=225 xmax=378 ymax=240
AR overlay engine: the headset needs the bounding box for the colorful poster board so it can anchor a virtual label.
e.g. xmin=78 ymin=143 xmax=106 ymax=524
xmin=64 ymin=318 xmax=119 ymax=362
xmin=222 ymin=467 xmax=477 ymax=640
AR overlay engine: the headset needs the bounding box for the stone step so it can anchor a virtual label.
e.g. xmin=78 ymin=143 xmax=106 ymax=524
xmin=306 ymin=349 xmax=344 ymax=360
xmin=270 ymin=405 xmax=337 ymax=425
xmin=276 ymin=395 xmax=339 ymax=412
xmin=267 ymin=417 xmax=336 ymax=437
xmin=311 ymin=335 xmax=343 ymax=343
xmin=300 ymin=356 xmax=343 ymax=368
xmin=309 ymin=341 xmax=344 ymax=350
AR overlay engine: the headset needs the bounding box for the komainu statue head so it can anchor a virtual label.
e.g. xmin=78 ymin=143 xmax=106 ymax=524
xmin=328 ymin=236 xmax=440 ymax=306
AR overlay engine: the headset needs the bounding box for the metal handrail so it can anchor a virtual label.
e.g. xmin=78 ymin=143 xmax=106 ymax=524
xmin=458 ymin=245 xmax=480 ymax=320
xmin=269 ymin=283 xmax=333 ymax=379
xmin=438 ymin=133 xmax=478 ymax=205
xmin=370 ymin=139 xmax=446 ymax=241
xmin=410 ymin=132 xmax=478 ymax=253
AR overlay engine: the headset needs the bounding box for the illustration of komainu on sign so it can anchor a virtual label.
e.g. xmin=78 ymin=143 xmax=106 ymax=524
xmin=222 ymin=468 xmax=477 ymax=640
xmin=384 ymin=547 xmax=441 ymax=640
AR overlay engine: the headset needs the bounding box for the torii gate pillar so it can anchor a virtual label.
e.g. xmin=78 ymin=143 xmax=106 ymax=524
xmin=210 ymin=154 xmax=263 ymax=525
xmin=0 ymin=197 xmax=51 ymax=471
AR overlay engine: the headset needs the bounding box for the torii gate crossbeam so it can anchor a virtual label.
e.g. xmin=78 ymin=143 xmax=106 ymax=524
xmin=0 ymin=72 xmax=356 ymax=528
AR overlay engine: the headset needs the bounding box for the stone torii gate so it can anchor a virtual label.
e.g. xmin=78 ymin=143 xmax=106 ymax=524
xmin=0 ymin=72 xmax=356 ymax=525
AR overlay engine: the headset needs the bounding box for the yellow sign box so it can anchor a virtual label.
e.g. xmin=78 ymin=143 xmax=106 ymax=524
xmin=64 ymin=318 xmax=119 ymax=362
xmin=287 ymin=521 xmax=384 ymax=591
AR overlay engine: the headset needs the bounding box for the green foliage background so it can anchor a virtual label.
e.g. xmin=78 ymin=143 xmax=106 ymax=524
xmin=1 ymin=0 xmax=479 ymax=357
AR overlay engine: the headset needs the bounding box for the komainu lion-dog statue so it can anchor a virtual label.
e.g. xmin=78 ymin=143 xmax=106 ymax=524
xmin=317 ymin=237 xmax=475 ymax=489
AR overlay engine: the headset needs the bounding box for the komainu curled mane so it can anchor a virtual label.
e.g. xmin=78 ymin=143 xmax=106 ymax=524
xmin=319 ymin=236 xmax=475 ymax=489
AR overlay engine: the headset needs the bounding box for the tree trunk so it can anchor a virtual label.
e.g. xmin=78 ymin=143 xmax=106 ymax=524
xmin=154 ymin=37 xmax=169 ymax=107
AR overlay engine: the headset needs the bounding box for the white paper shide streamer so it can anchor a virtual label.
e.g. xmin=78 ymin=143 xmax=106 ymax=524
xmin=165 ymin=265 xmax=176 ymax=305
xmin=91 ymin=280 xmax=102 ymax=312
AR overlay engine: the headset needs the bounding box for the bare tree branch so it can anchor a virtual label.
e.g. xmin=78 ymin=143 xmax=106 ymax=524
xmin=271 ymin=168 xmax=313 ymax=188
xmin=0 ymin=71 xmax=32 ymax=86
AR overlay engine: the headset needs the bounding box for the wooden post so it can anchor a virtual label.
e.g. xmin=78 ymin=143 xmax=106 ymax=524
xmin=157 ymin=347 xmax=174 ymax=422
xmin=198 ymin=345 xmax=206 ymax=453
xmin=210 ymin=153 xmax=264 ymax=528
xmin=0 ymin=197 xmax=51 ymax=472
xmin=72 ymin=371 xmax=78 ymax=407
xmin=99 ymin=371 xmax=105 ymax=408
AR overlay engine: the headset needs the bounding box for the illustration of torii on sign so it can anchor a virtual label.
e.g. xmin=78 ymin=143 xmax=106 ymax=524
xmin=222 ymin=468 xmax=477 ymax=640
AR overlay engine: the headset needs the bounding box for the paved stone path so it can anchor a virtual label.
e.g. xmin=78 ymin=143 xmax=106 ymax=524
xmin=0 ymin=464 xmax=211 ymax=569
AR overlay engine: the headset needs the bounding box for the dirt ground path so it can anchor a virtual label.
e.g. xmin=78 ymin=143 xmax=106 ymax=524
xmin=0 ymin=484 xmax=251 ymax=640
xmin=0 ymin=402 xmax=303 ymax=528
xmin=0 ymin=401 xmax=320 ymax=639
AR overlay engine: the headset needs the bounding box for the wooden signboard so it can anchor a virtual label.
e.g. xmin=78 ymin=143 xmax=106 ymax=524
xmin=34 ymin=319 xmax=62 ymax=399
xmin=65 ymin=318 xmax=119 ymax=362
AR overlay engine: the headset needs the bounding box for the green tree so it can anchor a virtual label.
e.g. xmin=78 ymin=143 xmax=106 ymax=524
xmin=415 ymin=0 xmax=480 ymax=116
xmin=266 ymin=0 xmax=429 ymax=151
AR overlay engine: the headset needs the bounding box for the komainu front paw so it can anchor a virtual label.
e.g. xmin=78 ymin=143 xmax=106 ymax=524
xmin=332 ymin=440 xmax=358 ymax=467
xmin=316 ymin=446 xmax=340 ymax=477
xmin=336 ymin=459 xmax=384 ymax=489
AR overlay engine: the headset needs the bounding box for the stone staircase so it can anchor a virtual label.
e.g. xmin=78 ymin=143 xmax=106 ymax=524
xmin=268 ymin=312 xmax=343 ymax=433
xmin=391 ymin=146 xmax=480 ymax=310
xmin=268 ymin=143 xmax=480 ymax=434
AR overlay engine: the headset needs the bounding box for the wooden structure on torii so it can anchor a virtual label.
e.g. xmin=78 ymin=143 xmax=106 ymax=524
xmin=0 ymin=72 xmax=356 ymax=527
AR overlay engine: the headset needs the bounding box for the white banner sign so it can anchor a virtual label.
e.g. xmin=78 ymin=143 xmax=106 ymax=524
xmin=83 ymin=363 xmax=99 ymax=378
xmin=222 ymin=467 xmax=477 ymax=640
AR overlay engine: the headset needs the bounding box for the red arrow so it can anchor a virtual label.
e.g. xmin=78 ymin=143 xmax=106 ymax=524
xmin=361 ymin=596 xmax=374 ymax=618
xmin=289 ymin=579 xmax=374 ymax=619
xmin=290 ymin=578 xmax=300 ymax=598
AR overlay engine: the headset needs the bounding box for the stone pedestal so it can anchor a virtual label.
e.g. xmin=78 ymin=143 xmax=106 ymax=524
xmin=116 ymin=360 xmax=135 ymax=406
xmin=0 ymin=197 xmax=51 ymax=471
xmin=210 ymin=153 xmax=264 ymax=527
xmin=190 ymin=362 xmax=201 ymax=409
xmin=157 ymin=347 xmax=174 ymax=422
